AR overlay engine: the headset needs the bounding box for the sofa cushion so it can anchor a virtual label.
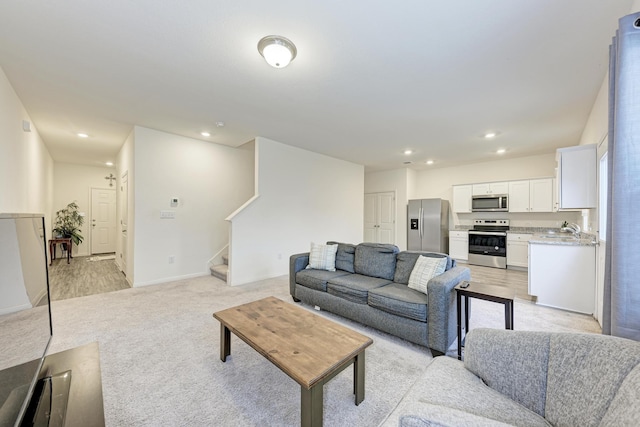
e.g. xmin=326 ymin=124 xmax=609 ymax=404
xmin=599 ymin=363 xmax=640 ymax=426
xmin=306 ymin=242 xmax=338 ymax=271
xmin=544 ymin=333 xmax=640 ymax=427
xmin=327 ymin=274 xmax=392 ymax=304
xmin=354 ymin=243 xmax=399 ymax=280
xmin=327 ymin=241 xmax=356 ymax=273
xmin=380 ymin=356 xmax=550 ymax=427
xmin=394 ymin=251 xmax=451 ymax=285
xmin=296 ymin=269 xmax=351 ymax=292
xmin=368 ymin=283 xmax=427 ymax=322
xmin=407 ymin=255 xmax=447 ymax=295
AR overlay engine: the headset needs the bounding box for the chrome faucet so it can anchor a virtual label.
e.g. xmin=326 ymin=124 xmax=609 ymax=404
xmin=561 ymin=223 xmax=581 ymax=235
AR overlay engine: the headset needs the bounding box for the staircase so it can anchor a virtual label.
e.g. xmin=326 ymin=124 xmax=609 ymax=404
xmin=210 ymin=254 xmax=228 ymax=282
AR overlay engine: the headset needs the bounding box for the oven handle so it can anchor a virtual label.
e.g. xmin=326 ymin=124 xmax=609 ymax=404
xmin=469 ymin=231 xmax=507 ymax=237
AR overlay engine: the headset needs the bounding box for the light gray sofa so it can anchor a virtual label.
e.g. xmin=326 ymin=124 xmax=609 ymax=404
xmin=381 ymin=328 xmax=640 ymax=427
xmin=289 ymin=242 xmax=471 ymax=355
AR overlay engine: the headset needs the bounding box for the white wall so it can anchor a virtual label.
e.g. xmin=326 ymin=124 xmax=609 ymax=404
xmin=364 ymin=169 xmax=411 ymax=250
xmin=228 ymin=137 xmax=364 ymax=286
xmin=0 ymin=67 xmax=53 ymax=223
xmin=52 ymin=163 xmax=116 ymax=257
xmin=132 ymin=126 xmax=254 ymax=286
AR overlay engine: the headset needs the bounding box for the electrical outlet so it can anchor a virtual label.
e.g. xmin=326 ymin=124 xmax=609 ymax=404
xmin=168 ymin=255 xmax=175 ymax=264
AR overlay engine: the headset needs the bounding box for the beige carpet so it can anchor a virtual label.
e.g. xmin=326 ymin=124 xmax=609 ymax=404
xmin=4 ymin=274 xmax=601 ymax=426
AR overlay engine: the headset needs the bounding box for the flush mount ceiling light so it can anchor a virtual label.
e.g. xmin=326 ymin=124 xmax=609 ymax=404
xmin=426 ymin=160 xmax=434 ymax=165
xmin=496 ymin=148 xmax=506 ymax=154
xmin=257 ymin=35 xmax=297 ymax=68
xmin=77 ymin=133 xmax=89 ymax=138
xmin=404 ymin=149 xmax=413 ymax=155
xmin=201 ymin=131 xmax=211 ymax=137
xmin=484 ymin=132 xmax=497 ymax=139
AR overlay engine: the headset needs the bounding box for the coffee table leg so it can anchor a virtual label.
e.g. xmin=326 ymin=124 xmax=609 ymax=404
xmin=457 ymin=292 xmax=462 ymax=360
xmin=301 ymin=384 xmax=323 ymax=427
xmin=220 ymin=324 xmax=231 ymax=362
xmin=354 ymin=351 xmax=365 ymax=405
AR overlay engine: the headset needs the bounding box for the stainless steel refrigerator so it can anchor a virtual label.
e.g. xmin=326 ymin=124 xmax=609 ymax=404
xmin=407 ymin=199 xmax=449 ymax=253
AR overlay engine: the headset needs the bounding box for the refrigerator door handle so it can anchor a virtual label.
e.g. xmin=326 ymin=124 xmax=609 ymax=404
xmin=419 ymin=207 xmax=423 ymax=238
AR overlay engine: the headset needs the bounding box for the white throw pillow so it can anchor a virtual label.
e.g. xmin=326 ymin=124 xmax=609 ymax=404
xmin=407 ymin=255 xmax=447 ymax=294
xmin=306 ymin=242 xmax=338 ymax=271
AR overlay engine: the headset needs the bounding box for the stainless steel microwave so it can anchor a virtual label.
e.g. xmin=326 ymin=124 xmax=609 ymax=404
xmin=471 ymin=194 xmax=508 ymax=212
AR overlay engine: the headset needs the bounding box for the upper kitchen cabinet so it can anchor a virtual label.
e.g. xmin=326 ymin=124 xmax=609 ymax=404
xmin=508 ymin=178 xmax=554 ymax=213
xmin=556 ymin=144 xmax=597 ymax=210
xmin=472 ymin=181 xmax=509 ymax=196
xmin=452 ymin=185 xmax=472 ymax=213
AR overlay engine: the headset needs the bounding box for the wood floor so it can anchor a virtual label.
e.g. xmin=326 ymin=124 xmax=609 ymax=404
xmin=465 ymin=263 xmax=533 ymax=302
xmin=49 ymin=254 xmax=130 ymax=301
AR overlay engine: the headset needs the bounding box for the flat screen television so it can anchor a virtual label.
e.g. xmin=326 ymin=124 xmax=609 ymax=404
xmin=0 ymin=214 xmax=53 ymax=427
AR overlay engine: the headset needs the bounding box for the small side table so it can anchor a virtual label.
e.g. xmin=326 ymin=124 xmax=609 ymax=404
xmin=49 ymin=237 xmax=73 ymax=265
xmin=455 ymin=281 xmax=515 ymax=360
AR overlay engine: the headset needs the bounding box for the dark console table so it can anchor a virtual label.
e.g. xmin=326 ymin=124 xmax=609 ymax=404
xmin=49 ymin=237 xmax=72 ymax=265
xmin=455 ymin=281 xmax=515 ymax=360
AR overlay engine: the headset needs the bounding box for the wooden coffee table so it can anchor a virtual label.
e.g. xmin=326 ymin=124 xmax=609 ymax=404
xmin=212 ymin=296 xmax=373 ymax=427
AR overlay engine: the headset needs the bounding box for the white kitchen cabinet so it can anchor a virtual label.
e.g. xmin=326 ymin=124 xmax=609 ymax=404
xmin=449 ymin=230 xmax=468 ymax=261
xmin=452 ymin=185 xmax=472 ymax=213
xmin=556 ymin=144 xmax=597 ymax=209
xmin=508 ymin=179 xmax=554 ymax=213
xmin=528 ymin=243 xmax=596 ymax=314
xmin=472 ymin=182 xmax=508 ymax=196
xmin=507 ymin=233 xmax=532 ymax=268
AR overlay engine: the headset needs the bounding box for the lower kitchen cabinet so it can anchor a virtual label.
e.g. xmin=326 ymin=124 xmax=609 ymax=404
xmin=449 ymin=230 xmax=468 ymax=261
xmin=528 ymin=243 xmax=596 ymax=314
xmin=507 ymin=233 xmax=532 ymax=268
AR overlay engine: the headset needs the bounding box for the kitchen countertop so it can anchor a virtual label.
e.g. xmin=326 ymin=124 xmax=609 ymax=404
xmin=450 ymin=226 xmax=598 ymax=246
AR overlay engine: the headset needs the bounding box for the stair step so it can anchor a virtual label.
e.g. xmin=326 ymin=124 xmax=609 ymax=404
xmin=210 ymin=264 xmax=228 ymax=282
xmin=222 ymin=254 xmax=229 ymax=265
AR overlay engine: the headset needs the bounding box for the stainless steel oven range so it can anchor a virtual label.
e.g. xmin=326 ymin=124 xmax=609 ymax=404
xmin=468 ymin=219 xmax=509 ymax=269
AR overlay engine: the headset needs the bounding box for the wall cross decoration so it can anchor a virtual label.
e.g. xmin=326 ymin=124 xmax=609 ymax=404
xmin=105 ymin=173 xmax=116 ymax=187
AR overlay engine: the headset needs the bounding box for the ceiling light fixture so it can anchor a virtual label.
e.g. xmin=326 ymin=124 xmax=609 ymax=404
xmin=404 ymin=150 xmax=413 ymax=155
xmin=484 ymin=132 xmax=497 ymax=139
xmin=426 ymin=160 xmax=434 ymax=165
xmin=105 ymin=161 xmax=114 ymax=166
xmin=216 ymin=121 xmax=225 ymax=127
xmin=201 ymin=132 xmax=211 ymax=137
xmin=257 ymin=35 xmax=297 ymax=68
xmin=497 ymin=148 xmax=506 ymax=154
xmin=77 ymin=133 xmax=88 ymax=138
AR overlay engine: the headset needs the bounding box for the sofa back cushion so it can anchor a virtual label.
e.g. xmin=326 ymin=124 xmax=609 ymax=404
xmin=544 ymin=333 xmax=640 ymax=427
xmin=394 ymin=251 xmax=452 ymax=285
xmin=354 ymin=243 xmax=399 ymax=280
xmin=599 ymin=363 xmax=640 ymax=426
xmin=327 ymin=241 xmax=356 ymax=273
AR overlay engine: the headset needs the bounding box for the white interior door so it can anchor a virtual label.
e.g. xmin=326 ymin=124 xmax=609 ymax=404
xmin=91 ymin=188 xmax=117 ymax=254
xmin=377 ymin=192 xmax=395 ymax=244
xmin=120 ymin=172 xmax=128 ymax=273
xmin=363 ymin=193 xmax=377 ymax=242
xmin=363 ymin=192 xmax=396 ymax=244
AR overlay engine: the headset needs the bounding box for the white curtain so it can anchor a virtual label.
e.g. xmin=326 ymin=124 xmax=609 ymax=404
xmin=603 ymin=12 xmax=640 ymax=340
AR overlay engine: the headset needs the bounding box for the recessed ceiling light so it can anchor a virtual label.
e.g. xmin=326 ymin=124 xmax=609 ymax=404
xmin=484 ymin=132 xmax=497 ymax=139
xmin=201 ymin=132 xmax=211 ymax=137
xmin=497 ymin=148 xmax=506 ymax=154
xmin=105 ymin=161 xmax=114 ymax=166
xmin=426 ymin=160 xmax=434 ymax=165
xmin=77 ymin=133 xmax=88 ymax=138
xmin=404 ymin=150 xmax=413 ymax=155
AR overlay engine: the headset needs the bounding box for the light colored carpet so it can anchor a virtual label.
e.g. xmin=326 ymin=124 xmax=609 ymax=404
xmin=4 ymin=274 xmax=601 ymax=426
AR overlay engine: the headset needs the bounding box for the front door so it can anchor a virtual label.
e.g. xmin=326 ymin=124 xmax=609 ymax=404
xmin=91 ymin=188 xmax=117 ymax=254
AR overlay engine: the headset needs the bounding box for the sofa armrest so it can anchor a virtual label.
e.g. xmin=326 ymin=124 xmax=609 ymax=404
xmin=426 ymin=265 xmax=471 ymax=354
xmin=289 ymin=252 xmax=309 ymax=296
xmin=464 ymin=329 xmax=551 ymax=417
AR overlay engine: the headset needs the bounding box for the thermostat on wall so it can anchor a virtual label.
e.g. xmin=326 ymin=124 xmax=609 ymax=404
xmin=170 ymin=198 xmax=179 ymax=207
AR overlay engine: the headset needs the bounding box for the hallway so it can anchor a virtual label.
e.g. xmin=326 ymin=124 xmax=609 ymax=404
xmin=48 ymin=255 xmax=130 ymax=301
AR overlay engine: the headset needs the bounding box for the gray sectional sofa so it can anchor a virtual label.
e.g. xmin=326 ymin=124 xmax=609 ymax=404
xmin=289 ymin=242 xmax=471 ymax=355
xmin=381 ymin=328 xmax=640 ymax=427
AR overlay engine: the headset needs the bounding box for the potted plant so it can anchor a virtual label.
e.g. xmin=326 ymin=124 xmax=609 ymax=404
xmin=52 ymin=201 xmax=84 ymax=246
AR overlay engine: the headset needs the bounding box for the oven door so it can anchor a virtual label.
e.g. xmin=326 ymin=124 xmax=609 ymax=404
xmin=468 ymin=231 xmax=507 ymax=257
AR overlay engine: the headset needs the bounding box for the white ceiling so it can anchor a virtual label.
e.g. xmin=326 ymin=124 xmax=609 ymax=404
xmin=0 ymin=1 xmax=633 ymax=171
